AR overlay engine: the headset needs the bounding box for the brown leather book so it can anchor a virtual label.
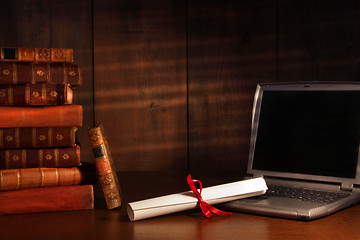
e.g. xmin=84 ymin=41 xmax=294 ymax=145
xmin=0 ymin=105 xmax=83 ymax=128
xmin=0 ymin=126 xmax=77 ymax=149
xmin=0 ymin=145 xmax=81 ymax=169
xmin=0 ymin=185 xmax=94 ymax=215
xmin=0 ymin=84 xmax=73 ymax=106
xmin=0 ymin=47 xmax=74 ymax=63
xmin=87 ymin=125 xmax=122 ymax=209
xmin=0 ymin=62 xmax=82 ymax=86
xmin=0 ymin=166 xmax=95 ymax=191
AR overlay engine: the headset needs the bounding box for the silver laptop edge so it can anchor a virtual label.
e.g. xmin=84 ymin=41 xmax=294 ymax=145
xmin=221 ymin=82 xmax=360 ymax=220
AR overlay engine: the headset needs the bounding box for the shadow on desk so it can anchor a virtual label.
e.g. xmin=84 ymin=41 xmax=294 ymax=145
xmin=1 ymin=171 xmax=360 ymax=240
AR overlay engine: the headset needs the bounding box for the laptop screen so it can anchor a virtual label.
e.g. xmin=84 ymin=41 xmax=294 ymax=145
xmin=249 ymin=83 xmax=360 ymax=181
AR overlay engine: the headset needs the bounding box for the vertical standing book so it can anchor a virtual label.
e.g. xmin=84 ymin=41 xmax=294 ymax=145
xmin=87 ymin=125 xmax=122 ymax=209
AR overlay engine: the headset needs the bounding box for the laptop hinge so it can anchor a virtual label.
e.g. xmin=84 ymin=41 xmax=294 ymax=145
xmin=341 ymin=183 xmax=353 ymax=191
xmin=250 ymin=174 xmax=263 ymax=179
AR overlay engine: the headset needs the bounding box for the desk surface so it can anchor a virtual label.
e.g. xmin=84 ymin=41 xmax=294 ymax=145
xmin=0 ymin=171 xmax=359 ymax=240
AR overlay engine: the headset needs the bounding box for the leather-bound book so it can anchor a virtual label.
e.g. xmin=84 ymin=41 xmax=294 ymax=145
xmin=0 ymin=185 xmax=94 ymax=215
xmin=0 ymin=62 xmax=81 ymax=86
xmin=0 ymin=105 xmax=83 ymax=128
xmin=0 ymin=166 xmax=95 ymax=191
xmin=0 ymin=127 xmax=77 ymax=149
xmin=0 ymin=145 xmax=81 ymax=169
xmin=87 ymin=125 xmax=122 ymax=209
xmin=0 ymin=47 xmax=74 ymax=63
xmin=0 ymin=84 xmax=73 ymax=106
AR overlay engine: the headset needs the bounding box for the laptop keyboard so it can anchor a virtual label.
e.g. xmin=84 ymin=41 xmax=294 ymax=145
xmin=265 ymin=185 xmax=350 ymax=204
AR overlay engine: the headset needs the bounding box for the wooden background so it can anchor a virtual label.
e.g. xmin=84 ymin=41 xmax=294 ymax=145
xmin=0 ymin=0 xmax=359 ymax=174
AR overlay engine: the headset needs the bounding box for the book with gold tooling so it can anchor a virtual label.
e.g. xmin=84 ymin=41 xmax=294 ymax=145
xmin=87 ymin=125 xmax=122 ymax=209
xmin=0 ymin=126 xmax=77 ymax=149
xmin=0 ymin=47 xmax=74 ymax=63
xmin=0 ymin=166 xmax=95 ymax=191
xmin=0 ymin=62 xmax=81 ymax=86
xmin=0 ymin=145 xmax=81 ymax=169
xmin=0 ymin=84 xmax=73 ymax=105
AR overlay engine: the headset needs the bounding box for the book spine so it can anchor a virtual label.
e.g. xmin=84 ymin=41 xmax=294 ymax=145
xmin=87 ymin=125 xmax=122 ymax=209
xmin=0 ymin=167 xmax=90 ymax=191
xmin=0 ymin=105 xmax=83 ymax=128
xmin=0 ymin=62 xmax=82 ymax=86
xmin=0 ymin=47 xmax=74 ymax=63
xmin=0 ymin=127 xmax=77 ymax=149
xmin=0 ymin=145 xmax=81 ymax=169
xmin=0 ymin=84 xmax=73 ymax=106
xmin=0 ymin=185 xmax=94 ymax=215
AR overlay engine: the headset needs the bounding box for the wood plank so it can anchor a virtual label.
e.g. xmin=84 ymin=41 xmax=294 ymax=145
xmin=278 ymin=0 xmax=360 ymax=82
xmin=188 ymin=0 xmax=277 ymax=173
xmin=0 ymin=0 xmax=50 ymax=47
xmin=93 ymin=0 xmax=188 ymax=171
xmin=50 ymin=0 xmax=94 ymax=163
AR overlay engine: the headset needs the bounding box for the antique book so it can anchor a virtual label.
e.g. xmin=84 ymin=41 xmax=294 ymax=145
xmin=0 ymin=47 xmax=74 ymax=63
xmin=0 ymin=185 xmax=94 ymax=215
xmin=0 ymin=145 xmax=81 ymax=169
xmin=0 ymin=105 xmax=83 ymax=128
xmin=87 ymin=125 xmax=122 ymax=209
xmin=0 ymin=62 xmax=82 ymax=86
xmin=0 ymin=126 xmax=77 ymax=149
xmin=0 ymin=166 xmax=95 ymax=191
xmin=0 ymin=84 xmax=73 ymax=106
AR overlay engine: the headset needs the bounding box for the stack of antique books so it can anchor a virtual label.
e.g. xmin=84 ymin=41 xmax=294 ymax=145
xmin=0 ymin=47 xmax=94 ymax=215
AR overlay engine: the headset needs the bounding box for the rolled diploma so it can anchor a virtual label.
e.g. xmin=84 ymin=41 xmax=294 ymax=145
xmin=127 ymin=177 xmax=267 ymax=221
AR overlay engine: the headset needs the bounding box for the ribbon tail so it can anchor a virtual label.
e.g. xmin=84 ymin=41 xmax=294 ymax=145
xmin=203 ymin=202 xmax=232 ymax=217
xmin=187 ymin=174 xmax=232 ymax=218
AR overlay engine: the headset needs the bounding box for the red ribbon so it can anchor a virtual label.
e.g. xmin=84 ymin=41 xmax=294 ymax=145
xmin=187 ymin=174 xmax=232 ymax=218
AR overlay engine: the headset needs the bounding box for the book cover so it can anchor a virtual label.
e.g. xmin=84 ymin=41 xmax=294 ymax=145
xmin=87 ymin=125 xmax=122 ymax=209
xmin=0 ymin=47 xmax=74 ymax=63
xmin=0 ymin=185 xmax=94 ymax=215
xmin=0 ymin=62 xmax=82 ymax=86
xmin=0 ymin=126 xmax=77 ymax=149
xmin=0 ymin=84 xmax=73 ymax=106
xmin=0 ymin=105 xmax=83 ymax=128
xmin=0 ymin=166 xmax=96 ymax=191
xmin=0 ymin=145 xmax=81 ymax=169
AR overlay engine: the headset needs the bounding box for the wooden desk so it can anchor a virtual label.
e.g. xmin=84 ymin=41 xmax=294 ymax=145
xmin=0 ymin=171 xmax=359 ymax=240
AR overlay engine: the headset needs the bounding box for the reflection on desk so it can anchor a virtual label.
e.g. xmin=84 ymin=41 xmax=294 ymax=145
xmin=0 ymin=171 xmax=359 ymax=240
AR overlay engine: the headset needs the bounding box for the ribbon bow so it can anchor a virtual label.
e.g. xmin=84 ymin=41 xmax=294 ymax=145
xmin=187 ymin=174 xmax=232 ymax=218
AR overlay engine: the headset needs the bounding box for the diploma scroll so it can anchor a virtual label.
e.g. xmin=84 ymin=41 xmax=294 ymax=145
xmin=127 ymin=177 xmax=267 ymax=221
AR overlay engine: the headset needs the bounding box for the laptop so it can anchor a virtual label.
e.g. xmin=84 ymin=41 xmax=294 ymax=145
xmin=220 ymin=82 xmax=360 ymax=220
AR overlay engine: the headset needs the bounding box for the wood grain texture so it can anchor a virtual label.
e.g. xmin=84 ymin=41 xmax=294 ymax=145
xmin=278 ymin=0 xmax=360 ymax=82
xmin=1 ymin=1 xmax=360 ymax=173
xmin=1 ymin=172 xmax=360 ymax=240
xmin=0 ymin=0 xmax=51 ymax=47
xmin=49 ymin=0 xmax=94 ymax=163
xmin=187 ymin=0 xmax=277 ymax=172
xmin=93 ymin=0 xmax=188 ymax=171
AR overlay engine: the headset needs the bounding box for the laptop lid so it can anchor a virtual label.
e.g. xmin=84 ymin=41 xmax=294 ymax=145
xmin=247 ymin=82 xmax=360 ymax=189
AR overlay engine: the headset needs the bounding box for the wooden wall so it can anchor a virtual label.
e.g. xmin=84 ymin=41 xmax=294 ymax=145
xmin=0 ymin=0 xmax=359 ymax=174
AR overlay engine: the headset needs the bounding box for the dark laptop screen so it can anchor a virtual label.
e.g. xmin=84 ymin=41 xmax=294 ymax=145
xmin=252 ymin=90 xmax=360 ymax=179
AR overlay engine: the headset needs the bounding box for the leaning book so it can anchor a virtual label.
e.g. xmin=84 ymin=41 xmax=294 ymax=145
xmin=87 ymin=125 xmax=122 ymax=209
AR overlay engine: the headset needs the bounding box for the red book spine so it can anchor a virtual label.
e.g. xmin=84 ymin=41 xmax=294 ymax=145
xmin=0 ymin=127 xmax=77 ymax=149
xmin=0 ymin=145 xmax=81 ymax=169
xmin=0 ymin=185 xmax=94 ymax=215
xmin=0 ymin=105 xmax=83 ymax=128
xmin=0 ymin=62 xmax=82 ymax=86
xmin=0 ymin=84 xmax=73 ymax=106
